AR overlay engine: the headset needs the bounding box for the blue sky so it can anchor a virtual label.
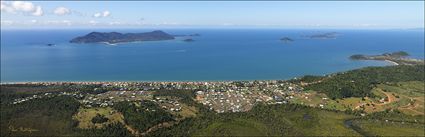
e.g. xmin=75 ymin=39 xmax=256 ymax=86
xmin=1 ymin=1 xmax=424 ymax=29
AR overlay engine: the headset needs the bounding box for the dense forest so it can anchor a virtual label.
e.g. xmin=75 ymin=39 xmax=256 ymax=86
xmin=76 ymin=123 xmax=132 ymax=137
xmin=0 ymin=94 xmax=133 ymax=136
xmin=0 ymin=96 xmax=80 ymax=136
xmin=112 ymin=101 xmax=175 ymax=133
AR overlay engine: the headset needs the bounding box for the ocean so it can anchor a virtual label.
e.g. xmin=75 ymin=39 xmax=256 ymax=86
xmin=1 ymin=28 xmax=424 ymax=82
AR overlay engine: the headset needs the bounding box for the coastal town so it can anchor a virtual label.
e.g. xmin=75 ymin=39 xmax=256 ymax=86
xmin=6 ymin=80 xmax=308 ymax=113
xmin=6 ymin=51 xmax=424 ymax=114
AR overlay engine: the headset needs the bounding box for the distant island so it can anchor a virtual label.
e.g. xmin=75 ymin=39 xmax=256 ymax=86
xmin=70 ymin=30 xmax=175 ymax=44
xmin=280 ymin=37 xmax=294 ymax=43
xmin=305 ymin=32 xmax=339 ymax=39
xmin=183 ymin=38 xmax=195 ymax=42
xmin=46 ymin=43 xmax=55 ymax=47
xmin=350 ymin=51 xmax=424 ymax=65
xmin=173 ymin=33 xmax=201 ymax=37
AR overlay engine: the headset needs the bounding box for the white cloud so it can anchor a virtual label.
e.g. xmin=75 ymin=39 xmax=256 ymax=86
xmin=109 ymin=21 xmax=121 ymax=25
xmin=89 ymin=20 xmax=98 ymax=25
xmin=1 ymin=1 xmax=43 ymax=16
xmin=1 ymin=1 xmax=16 ymax=13
xmin=93 ymin=12 xmax=101 ymax=18
xmin=0 ymin=20 xmax=14 ymax=25
xmin=53 ymin=7 xmax=70 ymax=15
xmin=102 ymin=11 xmax=110 ymax=17
xmin=93 ymin=10 xmax=111 ymax=18
xmin=32 ymin=6 xmax=43 ymax=16
xmin=62 ymin=20 xmax=72 ymax=25
xmin=11 ymin=1 xmax=35 ymax=12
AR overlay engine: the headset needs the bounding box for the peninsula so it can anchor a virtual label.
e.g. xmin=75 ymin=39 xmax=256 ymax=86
xmin=350 ymin=51 xmax=424 ymax=65
xmin=70 ymin=30 xmax=175 ymax=44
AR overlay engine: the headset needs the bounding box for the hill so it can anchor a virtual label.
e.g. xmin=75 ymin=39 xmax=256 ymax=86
xmin=70 ymin=30 xmax=175 ymax=44
xmin=298 ymin=65 xmax=424 ymax=99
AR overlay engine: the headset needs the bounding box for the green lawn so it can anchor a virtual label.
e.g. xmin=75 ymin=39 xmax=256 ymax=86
xmin=303 ymin=111 xmax=360 ymax=136
xmin=193 ymin=118 xmax=269 ymax=136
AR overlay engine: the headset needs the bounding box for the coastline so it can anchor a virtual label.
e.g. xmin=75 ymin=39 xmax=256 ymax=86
xmin=385 ymin=60 xmax=399 ymax=66
xmin=1 ymin=60 xmax=413 ymax=84
xmin=1 ymin=61 xmax=405 ymax=84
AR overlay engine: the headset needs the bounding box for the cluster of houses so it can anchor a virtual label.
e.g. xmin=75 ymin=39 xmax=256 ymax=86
xmin=11 ymin=92 xmax=84 ymax=105
xmin=10 ymin=81 xmax=309 ymax=113
xmin=195 ymin=81 xmax=305 ymax=113
xmin=12 ymin=94 xmax=45 ymax=105
xmin=196 ymin=90 xmax=271 ymax=113
xmin=81 ymin=90 xmax=153 ymax=108
xmin=153 ymin=97 xmax=182 ymax=112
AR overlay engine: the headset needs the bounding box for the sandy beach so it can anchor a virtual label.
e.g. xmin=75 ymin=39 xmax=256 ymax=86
xmin=385 ymin=60 xmax=399 ymax=65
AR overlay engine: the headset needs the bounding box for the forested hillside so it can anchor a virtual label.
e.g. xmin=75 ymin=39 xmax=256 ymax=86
xmin=303 ymin=65 xmax=424 ymax=99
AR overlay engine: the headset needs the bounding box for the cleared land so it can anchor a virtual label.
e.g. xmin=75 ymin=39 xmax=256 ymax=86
xmin=73 ymin=107 xmax=124 ymax=129
xmin=292 ymin=81 xmax=424 ymax=116
xmin=352 ymin=119 xmax=425 ymax=136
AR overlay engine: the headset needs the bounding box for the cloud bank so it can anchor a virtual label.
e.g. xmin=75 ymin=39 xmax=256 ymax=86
xmin=1 ymin=1 xmax=43 ymax=16
xmin=93 ymin=10 xmax=111 ymax=18
xmin=53 ymin=7 xmax=70 ymax=15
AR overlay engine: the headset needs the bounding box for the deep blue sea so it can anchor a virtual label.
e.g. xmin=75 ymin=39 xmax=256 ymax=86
xmin=1 ymin=29 xmax=424 ymax=82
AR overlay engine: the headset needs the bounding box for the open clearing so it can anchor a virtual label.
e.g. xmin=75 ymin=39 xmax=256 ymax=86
xmin=73 ymin=107 xmax=124 ymax=129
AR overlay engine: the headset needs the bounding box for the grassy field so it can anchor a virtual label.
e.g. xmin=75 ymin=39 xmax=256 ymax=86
xmin=193 ymin=118 xmax=270 ymax=136
xmin=278 ymin=110 xmax=360 ymax=136
xmin=175 ymin=104 xmax=197 ymax=119
xmin=374 ymin=81 xmax=424 ymax=115
xmin=292 ymin=81 xmax=424 ymax=116
xmin=73 ymin=107 xmax=124 ymax=129
xmin=191 ymin=105 xmax=360 ymax=136
xmin=353 ymin=119 xmax=425 ymax=136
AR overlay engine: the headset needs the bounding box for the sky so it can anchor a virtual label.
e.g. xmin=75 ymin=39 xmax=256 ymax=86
xmin=1 ymin=1 xmax=424 ymax=29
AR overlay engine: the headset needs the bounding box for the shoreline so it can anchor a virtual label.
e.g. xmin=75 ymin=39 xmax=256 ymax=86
xmin=3 ymin=58 xmax=422 ymax=85
xmin=0 ymin=62 xmax=408 ymax=85
xmin=385 ymin=60 xmax=399 ymax=66
xmin=0 ymin=79 xmax=288 ymax=85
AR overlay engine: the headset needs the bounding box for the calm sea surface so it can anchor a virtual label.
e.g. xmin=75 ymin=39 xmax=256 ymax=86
xmin=1 ymin=29 xmax=424 ymax=82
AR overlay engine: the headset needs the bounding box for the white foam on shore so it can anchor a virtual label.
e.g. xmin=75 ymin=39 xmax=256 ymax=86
xmin=385 ymin=60 xmax=399 ymax=65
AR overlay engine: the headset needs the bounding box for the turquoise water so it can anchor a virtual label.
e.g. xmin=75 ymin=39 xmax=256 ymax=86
xmin=1 ymin=29 xmax=424 ymax=82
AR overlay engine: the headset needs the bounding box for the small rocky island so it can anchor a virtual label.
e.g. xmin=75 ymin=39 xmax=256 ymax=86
xmin=183 ymin=38 xmax=195 ymax=42
xmin=305 ymin=32 xmax=339 ymax=39
xmin=350 ymin=51 xmax=424 ymax=65
xmin=70 ymin=30 xmax=175 ymax=44
xmin=280 ymin=37 xmax=294 ymax=43
xmin=46 ymin=43 xmax=55 ymax=46
xmin=174 ymin=33 xmax=201 ymax=37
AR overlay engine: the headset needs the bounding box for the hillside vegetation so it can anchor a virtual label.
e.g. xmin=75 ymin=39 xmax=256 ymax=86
xmin=1 ymin=65 xmax=423 ymax=136
xmin=302 ymin=65 xmax=424 ymax=99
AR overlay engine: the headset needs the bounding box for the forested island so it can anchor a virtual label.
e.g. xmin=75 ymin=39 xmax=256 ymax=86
xmin=70 ymin=30 xmax=175 ymax=44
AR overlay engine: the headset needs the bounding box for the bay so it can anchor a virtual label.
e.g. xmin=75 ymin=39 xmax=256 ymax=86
xmin=1 ymin=29 xmax=423 ymax=82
